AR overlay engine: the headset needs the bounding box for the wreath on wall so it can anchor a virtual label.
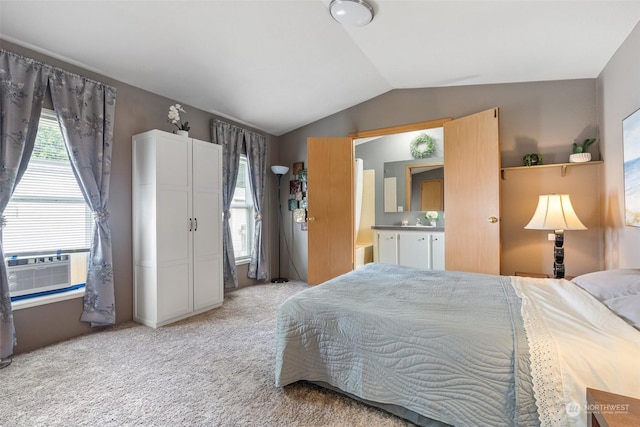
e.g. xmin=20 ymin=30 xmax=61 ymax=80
xmin=410 ymin=134 xmax=436 ymax=159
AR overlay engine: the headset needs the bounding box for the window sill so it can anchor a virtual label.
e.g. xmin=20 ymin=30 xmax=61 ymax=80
xmin=236 ymin=258 xmax=251 ymax=266
xmin=11 ymin=288 xmax=84 ymax=311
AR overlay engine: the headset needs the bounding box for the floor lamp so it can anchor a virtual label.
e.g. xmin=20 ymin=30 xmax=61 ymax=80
xmin=271 ymin=165 xmax=289 ymax=283
xmin=525 ymin=194 xmax=586 ymax=278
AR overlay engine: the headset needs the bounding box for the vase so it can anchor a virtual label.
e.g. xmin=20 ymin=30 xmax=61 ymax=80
xmin=569 ymin=152 xmax=591 ymax=163
xmin=175 ymin=130 xmax=189 ymax=137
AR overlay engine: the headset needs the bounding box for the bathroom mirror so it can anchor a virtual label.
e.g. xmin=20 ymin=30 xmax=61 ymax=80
xmin=351 ymin=118 xmax=450 ymax=216
xmin=354 ymin=127 xmax=444 ymax=213
xmin=383 ymin=160 xmax=444 ymax=212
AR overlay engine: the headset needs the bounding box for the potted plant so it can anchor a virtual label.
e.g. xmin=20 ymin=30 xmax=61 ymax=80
xmin=425 ymin=211 xmax=439 ymax=227
xmin=569 ymin=138 xmax=596 ymax=163
xmin=523 ymin=153 xmax=542 ymax=166
xmin=168 ymin=103 xmax=190 ymax=136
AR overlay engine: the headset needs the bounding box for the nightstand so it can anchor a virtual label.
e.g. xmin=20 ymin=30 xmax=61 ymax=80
xmin=587 ymin=388 xmax=640 ymax=427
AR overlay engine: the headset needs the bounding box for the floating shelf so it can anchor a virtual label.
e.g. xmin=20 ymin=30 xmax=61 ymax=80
xmin=500 ymin=160 xmax=603 ymax=179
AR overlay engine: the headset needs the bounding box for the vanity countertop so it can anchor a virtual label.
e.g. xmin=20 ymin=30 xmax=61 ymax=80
xmin=371 ymin=225 xmax=445 ymax=232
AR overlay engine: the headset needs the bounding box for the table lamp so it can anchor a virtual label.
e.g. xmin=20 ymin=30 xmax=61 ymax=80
xmin=525 ymin=194 xmax=586 ymax=278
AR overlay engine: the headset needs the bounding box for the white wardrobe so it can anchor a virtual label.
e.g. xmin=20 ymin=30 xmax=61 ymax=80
xmin=132 ymin=130 xmax=223 ymax=328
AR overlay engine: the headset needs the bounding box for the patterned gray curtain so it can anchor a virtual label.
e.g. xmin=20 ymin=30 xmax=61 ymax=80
xmin=0 ymin=50 xmax=49 ymax=362
xmin=244 ymin=131 xmax=268 ymax=280
xmin=211 ymin=119 xmax=243 ymax=289
xmin=49 ymin=69 xmax=117 ymax=326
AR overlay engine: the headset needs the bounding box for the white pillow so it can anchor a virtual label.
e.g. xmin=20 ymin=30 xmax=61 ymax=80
xmin=602 ymin=295 xmax=640 ymax=330
xmin=571 ymin=269 xmax=640 ymax=300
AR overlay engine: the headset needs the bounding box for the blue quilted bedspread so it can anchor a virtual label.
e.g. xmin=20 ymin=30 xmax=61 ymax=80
xmin=275 ymin=263 xmax=539 ymax=426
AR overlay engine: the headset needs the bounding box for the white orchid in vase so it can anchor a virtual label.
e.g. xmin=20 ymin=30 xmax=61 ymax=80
xmin=425 ymin=211 xmax=439 ymax=226
xmin=167 ymin=103 xmax=190 ymax=131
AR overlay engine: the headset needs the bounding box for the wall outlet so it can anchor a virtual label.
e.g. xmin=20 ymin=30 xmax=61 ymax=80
xmin=548 ymin=233 xmax=556 ymax=241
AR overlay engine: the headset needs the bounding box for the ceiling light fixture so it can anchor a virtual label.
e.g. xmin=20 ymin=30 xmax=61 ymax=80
xmin=329 ymin=0 xmax=374 ymax=27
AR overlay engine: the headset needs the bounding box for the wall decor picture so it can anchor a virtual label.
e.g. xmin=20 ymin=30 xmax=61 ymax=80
xmin=290 ymin=162 xmax=308 ymax=222
xmin=623 ymin=107 xmax=640 ymax=227
xmin=290 ymin=180 xmax=302 ymax=193
xmin=293 ymin=162 xmax=304 ymax=176
xmin=293 ymin=208 xmax=306 ymax=223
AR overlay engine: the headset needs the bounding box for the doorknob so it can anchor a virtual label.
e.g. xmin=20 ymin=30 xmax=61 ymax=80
xmin=308 ymin=217 xmax=315 ymax=222
xmin=488 ymin=216 xmax=498 ymax=223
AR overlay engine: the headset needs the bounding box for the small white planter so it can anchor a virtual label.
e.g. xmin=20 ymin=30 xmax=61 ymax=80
xmin=569 ymin=152 xmax=591 ymax=163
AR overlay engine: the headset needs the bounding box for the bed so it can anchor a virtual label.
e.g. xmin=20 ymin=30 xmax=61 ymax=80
xmin=275 ymin=263 xmax=640 ymax=427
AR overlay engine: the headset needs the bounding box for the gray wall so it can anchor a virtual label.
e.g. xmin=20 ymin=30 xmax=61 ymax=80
xmin=277 ymin=79 xmax=598 ymax=281
xmin=597 ymin=21 xmax=640 ymax=269
xmin=3 ymin=40 xmax=279 ymax=354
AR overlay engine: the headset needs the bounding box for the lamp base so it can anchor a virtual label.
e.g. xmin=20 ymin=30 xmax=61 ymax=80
xmin=553 ymin=261 xmax=565 ymax=279
xmin=553 ymin=230 xmax=565 ymax=279
xmin=271 ymin=277 xmax=289 ymax=283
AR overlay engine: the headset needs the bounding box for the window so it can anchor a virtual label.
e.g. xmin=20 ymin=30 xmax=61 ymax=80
xmin=4 ymin=109 xmax=91 ymax=299
xmin=229 ymin=156 xmax=255 ymax=262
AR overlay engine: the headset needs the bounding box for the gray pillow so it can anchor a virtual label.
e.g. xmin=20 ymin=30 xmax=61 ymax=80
xmin=602 ymin=295 xmax=640 ymax=330
xmin=571 ymin=269 xmax=640 ymax=300
xmin=571 ymin=269 xmax=640 ymax=330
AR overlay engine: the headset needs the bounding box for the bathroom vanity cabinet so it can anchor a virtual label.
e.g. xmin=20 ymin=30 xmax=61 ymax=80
xmin=373 ymin=227 xmax=445 ymax=270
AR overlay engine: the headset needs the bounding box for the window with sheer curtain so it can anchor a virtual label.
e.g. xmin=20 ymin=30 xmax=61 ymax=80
xmin=3 ymin=109 xmax=91 ymax=266
xmin=229 ymin=155 xmax=255 ymax=262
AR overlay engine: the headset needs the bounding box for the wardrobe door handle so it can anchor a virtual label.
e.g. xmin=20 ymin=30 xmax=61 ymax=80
xmin=194 ymin=218 xmax=198 ymax=231
xmin=189 ymin=218 xmax=193 ymax=231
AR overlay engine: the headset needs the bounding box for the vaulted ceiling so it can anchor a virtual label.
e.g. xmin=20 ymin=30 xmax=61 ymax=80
xmin=1 ymin=1 xmax=639 ymax=135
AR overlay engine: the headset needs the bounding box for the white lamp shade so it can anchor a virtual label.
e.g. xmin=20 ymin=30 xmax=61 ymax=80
xmin=525 ymin=194 xmax=587 ymax=231
xmin=329 ymin=0 xmax=374 ymax=27
xmin=271 ymin=165 xmax=289 ymax=176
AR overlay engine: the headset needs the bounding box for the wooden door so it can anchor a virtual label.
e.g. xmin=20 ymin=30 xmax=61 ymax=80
xmin=443 ymin=108 xmax=501 ymax=274
xmin=420 ymin=179 xmax=444 ymax=210
xmin=307 ymin=137 xmax=354 ymax=285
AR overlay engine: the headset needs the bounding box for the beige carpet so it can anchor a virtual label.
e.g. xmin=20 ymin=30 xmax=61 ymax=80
xmin=0 ymin=281 xmax=413 ymax=426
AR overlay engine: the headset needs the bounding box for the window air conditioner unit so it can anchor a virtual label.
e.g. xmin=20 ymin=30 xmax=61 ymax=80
xmin=7 ymin=255 xmax=71 ymax=297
